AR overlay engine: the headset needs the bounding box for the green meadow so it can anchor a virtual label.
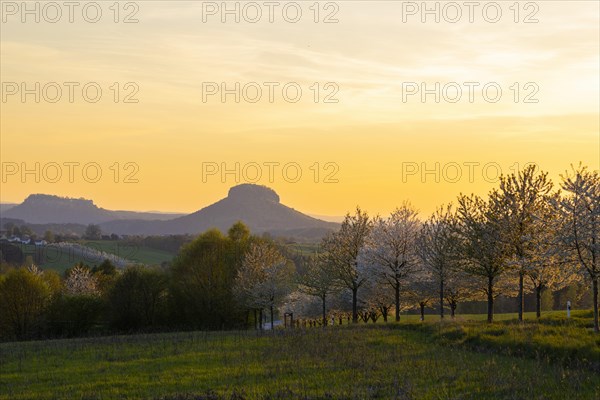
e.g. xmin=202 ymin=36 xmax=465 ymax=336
xmin=23 ymin=241 xmax=175 ymax=273
xmin=1 ymin=311 xmax=598 ymax=400
xmin=78 ymin=240 xmax=175 ymax=266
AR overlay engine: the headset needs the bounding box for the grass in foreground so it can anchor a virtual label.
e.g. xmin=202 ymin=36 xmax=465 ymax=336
xmin=1 ymin=315 xmax=599 ymax=399
xmin=437 ymin=311 xmax=600 ymax=370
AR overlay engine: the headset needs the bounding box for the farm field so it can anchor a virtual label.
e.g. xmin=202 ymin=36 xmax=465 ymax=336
xmin=20 ymin=241 xmax=175 ymax=273
xmin=33 ymin=241 xmax=319 ymax=272
xmin=1 ymin=311 xmax=598 ymax=400
xmin=286 ymin=243 xmax=320 ymax=256
xmin=78 ymin=240 xmax=175 ymax=267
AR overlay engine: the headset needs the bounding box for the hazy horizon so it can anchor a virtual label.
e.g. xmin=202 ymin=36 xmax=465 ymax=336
xmin=0 ymin=188 xmax=347 ymax=221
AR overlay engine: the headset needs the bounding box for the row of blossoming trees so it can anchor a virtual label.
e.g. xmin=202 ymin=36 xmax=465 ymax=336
xmin=237 ymin=164 xmax=599 ymax=332
xmin=0 ymin=164 xmax=597 ymax=340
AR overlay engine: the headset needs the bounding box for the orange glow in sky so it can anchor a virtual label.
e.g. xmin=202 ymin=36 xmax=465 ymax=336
xmin=1 ymin=1 xmax=598 ymax=218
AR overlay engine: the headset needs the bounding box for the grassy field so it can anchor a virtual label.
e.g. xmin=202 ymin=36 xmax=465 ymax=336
xmin=78 ymin=240 xmax=175 ymax=266
xmin=1 ymin=312 xmax=598 ymax=399
xmin=22 ymin=241 xmax=175 ymax=272
xmin=285 ymin=243 xmax=320 ymax=256
xmin=380 ymin=310 xmax=588 ymax=323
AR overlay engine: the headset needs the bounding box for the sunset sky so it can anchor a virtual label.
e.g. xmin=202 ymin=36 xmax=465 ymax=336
xmin=1 ymin=1 xmax=598 ymax=219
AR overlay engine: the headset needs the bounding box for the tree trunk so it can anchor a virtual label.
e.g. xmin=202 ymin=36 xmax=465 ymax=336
xmin=253 ymin=309 xmax=257 ymax=330
xmin=420 ymin=303 xmax=425 ymax=321
xmin=518 ymin=272 xmax=524 ymax=322
xmin=593 ymin=277 xmax=599 ymax=333
xmin=487 ymin=277 xmax=494 ymax=323
xmin=259 ymin=309 xmax=263 ymax=331
xmin=352 ymin=287 xmax=358 ymax=323
xmin=395 ymin=281 xmax=400 ymax=322
xmin=270 ymin=305 xmax=274 ymax=331
xmin=536 ymin=285 xmax=542 ymax=319
xmin=440 ymin=279 xmax=444 ymax=319
xmin=322 ymin=295 xmax=327 ymax=326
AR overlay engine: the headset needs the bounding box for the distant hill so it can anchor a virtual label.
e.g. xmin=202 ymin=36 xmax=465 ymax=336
xmin=2 ymin=186 xmax=339 ymax=240
xmin=1 ymin=194 xmax=185 ymax=224
xmin=100 ymin=184 xmax=339 ymax=237
xmin=0 ymin=203 xmax=17 ymax=214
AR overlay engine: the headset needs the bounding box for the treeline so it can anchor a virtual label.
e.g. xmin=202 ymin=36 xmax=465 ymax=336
xmin=0 ymin=163 xmax=598 ymax=341
xmin=296 ymin=164 xmax=598 ymax=331
xmin=126 ymin=234 xmax=195 ymax=254
xmin=0 ymin=223 xmax=262 ymax=341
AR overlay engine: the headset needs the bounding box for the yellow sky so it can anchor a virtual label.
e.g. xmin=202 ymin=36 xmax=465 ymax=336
xmin=1 ymin=1 xmax=599 ymax=218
